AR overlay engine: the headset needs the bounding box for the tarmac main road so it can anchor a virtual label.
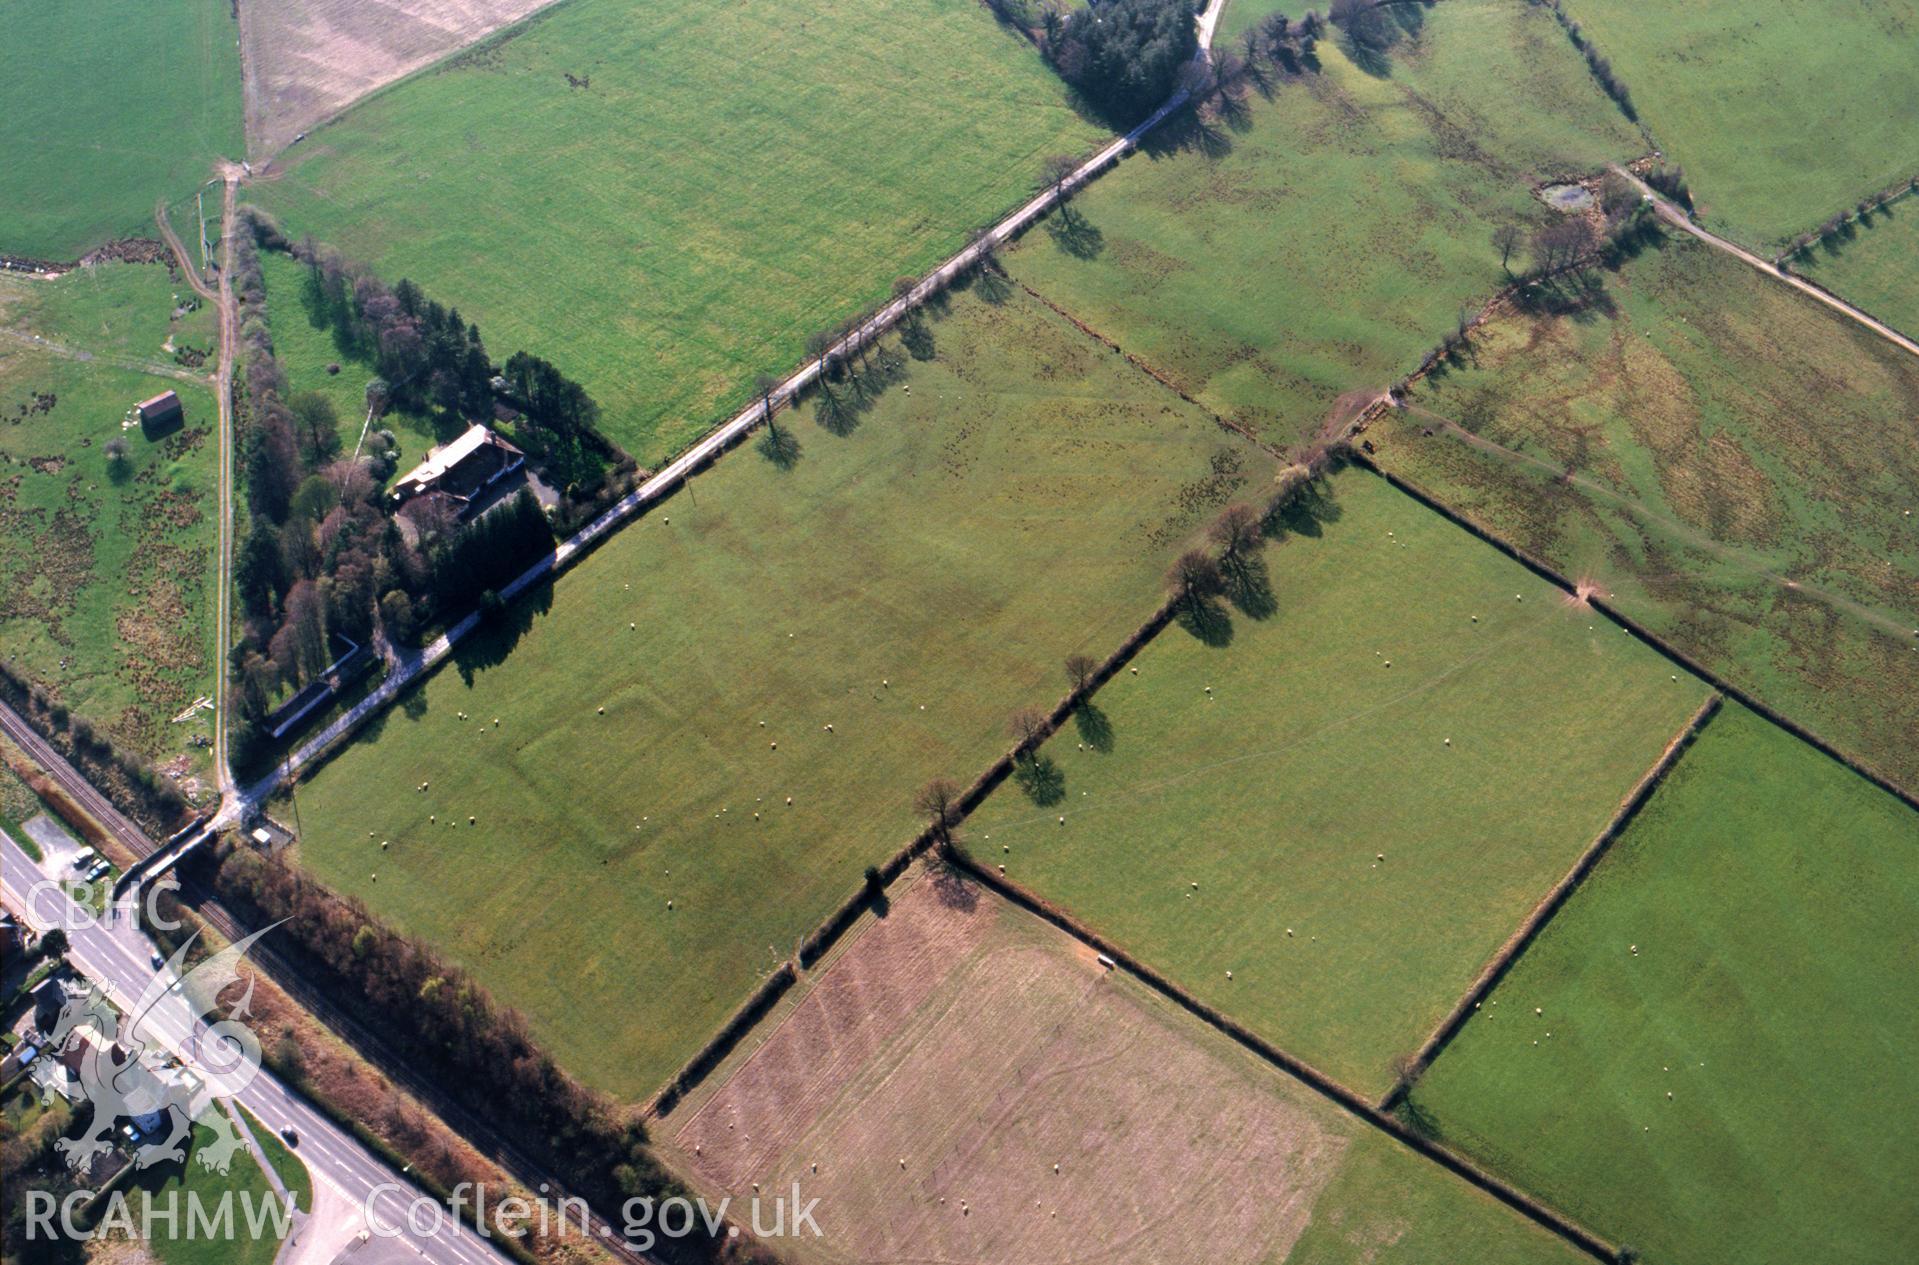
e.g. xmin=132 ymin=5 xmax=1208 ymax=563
xmin=0 ymin=828 xmax=514 ymax=1265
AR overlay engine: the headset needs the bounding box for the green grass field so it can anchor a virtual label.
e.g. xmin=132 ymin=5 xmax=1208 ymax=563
xmin=0 ymin=264 xmax=220 ymax=763
xmin=1408 ymin=706 xmax=1919 ymax=1265
xmin=1556 ymin=0 xmax=1919 ymax=248
xmin=256 ymin=0 xmax=1102 ymax=464
xmin=1368 ymin=235 xmax=1919 ymax=794
xmin=118 ymin=1119 xmax=293 ymax=1265
xmin=667 ymin=875 xmax=1587 ymax=1265
xmin=0 ymin=0 xmax=243 ymax=260
xmin=258 ymin=250 xmax=371 ymax=445
xmin=1009 ymin=0 xmax=1641 ymax=445
xmin=254 ymin=248 xmax=445 ymax=461
xmin=290 ymin=288 xmax=1276 ymax=1098
xmin=1216 ymin=0 xmax=1313 ymax=44
xmin=967 ymin=469 xmax=1710 ymax=1094
xmin=1794 ymin=192 xmax=1919 ymax=337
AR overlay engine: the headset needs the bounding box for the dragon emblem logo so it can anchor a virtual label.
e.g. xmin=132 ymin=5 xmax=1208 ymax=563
xmin=44 ymin=924 xmax=282 ymax=1176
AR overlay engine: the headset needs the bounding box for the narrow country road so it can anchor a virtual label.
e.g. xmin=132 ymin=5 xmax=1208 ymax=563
xmin=233 ymin=0 xmax=1229 ymax=813
xmin=1614 ymin=166 xmax=1919 ymax=362
xmin=157 ymin=176 xmax=241 ymax=802
xmin=0 ymin=828 xmax=513 ymax=1265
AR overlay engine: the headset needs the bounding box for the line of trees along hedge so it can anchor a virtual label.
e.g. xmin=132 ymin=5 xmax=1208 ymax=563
xmin=228 ymin=215 xmax=559 ymax=772
xmin=1042 ymin=0 xmax=1200 ymax=124
xmin=203 ymin=843 xmax=773 ymax=1264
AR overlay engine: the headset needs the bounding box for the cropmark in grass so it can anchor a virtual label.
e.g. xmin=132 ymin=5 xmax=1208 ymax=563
xmin=1367 ymin=234 xmax=1919 ymax=793
xmin=0 ymin=0 xmax=243 ymax=260
xmin=256 ymin=0 xmax=1104 ymax=464
xmin=1550 ymin=0 xmax=1919 ymax=249
xmin=968 ymin=468 xmax=1710 ymax=1096
xmin=1409 ymin=706 xmax=1919 ymax=1265
xmin=289 ymin=287 xmax=1277 ymax=1099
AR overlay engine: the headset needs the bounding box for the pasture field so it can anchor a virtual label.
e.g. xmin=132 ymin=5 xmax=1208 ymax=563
xmin=255 ymin=0 xmax=1102 ymax=463
xmin=1794 ymin=193 xmax=1919 ymax=337
xmin=1553 ymin=0 xmax=1919 ymax=249
xmin=966 ymin=469 xmax=1710 ymax=1095
xmin=238 ymin=0 xmax=557 ymax=159
xmin=257 ymin=250 xmax=384 ymax=452
xmin=1216 ymin=0 xmax=1313 ymax=44
xmin=664 ymin=871 xmax=1587 ymax=1265
xmin=1366 ymin=236 xmax=1919 ymax=793
xmin=1408 ymin=706 xmax=1919 ymax=1265
xmin=1009 ymin=0 xmax=1641 ymax=445
xmin=0 ymin=0 xmax=243 ymax=260
xmin=0 ymin=265 xmax=220 ymax=762
xmin=288 ymin=288 xmax=1275 ymax=1098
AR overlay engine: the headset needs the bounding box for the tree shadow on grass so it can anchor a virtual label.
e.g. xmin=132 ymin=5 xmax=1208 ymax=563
xmin=1512 ymin=270 xmax=1618 ymax=324
xmin=1045 ymin=205 xmax=1106 ymax=260
xmin=900 ymin=317 xmax=937 ymax=361
xmin=1074 ymin=701 xmax=1115 ymax=754
xmin=1214 ymin=87 xmax=1255 ymax=134
xmin=973 ymin=265 xmax=1015 ymax=306
xmin=452 ymin=580 xmax=554 ymax=686
xmin=1175 ymin=596 xmax=1234 ymax=647
xmin=1222 ymin=551 xmax=1278 ymax=620
xmin=1139 ymin=106 xmax=1234 ymax=161
xmin=1266 ymin=476 xmax=1343 ymax=543
xmin=1014 ymin=753 xmax=1066 ymax=806
xmin=756 ymin=424 xmax=802 ymax=470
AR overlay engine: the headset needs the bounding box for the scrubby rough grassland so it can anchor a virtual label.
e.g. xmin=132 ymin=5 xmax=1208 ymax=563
xmin=1795 ymin=196 xmax=1919 ymax=338
xmin=1409 ymin=706 xmax=1919 ymax=1265
xmin=1369 ymin=237 xmax=1919 ymax=792
xmin=288 ymin=289 xmax=1274 ymax=1099
xmin=667 ymin=873 xmax=1587 ymax=1265
xmin=256 ymin=0 xmax=1102 ymax=463
xmin=0 ymin=265 xmax=219 ymax=760
xmin=1010 ymin=0 xmax=1641 ymax=445
xmin=969 ymin=470 xmax=1709 ymax=1095
xmin=239 ymin=0 xmax=562 ymax=159
xmin=1556 ymin=0 xmax=1919 ymax=248
xmin=0 ymin=0 xmax=243 ymax=260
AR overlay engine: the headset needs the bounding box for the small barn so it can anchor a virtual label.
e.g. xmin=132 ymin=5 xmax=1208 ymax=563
xmin=135 ymin=390 xmax=184 ymax=435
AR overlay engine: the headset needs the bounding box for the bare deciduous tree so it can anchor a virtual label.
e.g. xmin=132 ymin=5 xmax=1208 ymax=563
xmin=1166 ymin=549 xmax=1223 ymax=610
xmin=1208 ymin=503 xmax=1264 ymax=558
xmin=914 ymin=778 xmax=963 ymax=840
xmin=1491 ymin=223 xmax=1524 ymax=275
xmin=1008 ymin=706 xmax=1048 ymax=752
xmin=1064 ymin=653 xmax=1099 ymax=693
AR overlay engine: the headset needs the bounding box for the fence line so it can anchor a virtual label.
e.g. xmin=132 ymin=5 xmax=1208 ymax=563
xmin=1379 ymin=693 xmax=1723 ymax=1112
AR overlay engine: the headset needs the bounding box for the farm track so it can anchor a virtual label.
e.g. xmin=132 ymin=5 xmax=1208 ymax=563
xmin=128 ymin=2 xmax=1885 ymax=1255
xmin=227 ymin=0 xmax=1231 ymax=818
xmin=157 ymin=177 xmax=240 ymax=802
xmin=1617 ymin=166 xmax=1919 ymax=362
